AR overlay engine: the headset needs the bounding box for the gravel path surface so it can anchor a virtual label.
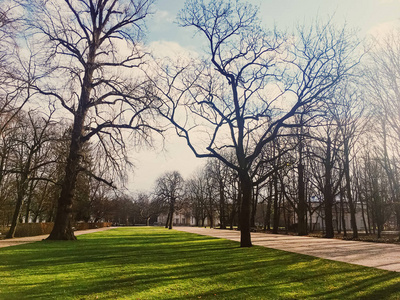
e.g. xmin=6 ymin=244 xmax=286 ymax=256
xmin=174 ymin=227 xmax=400 ymax=273
xmin=0 ymin=227 xmax=116 ymax=248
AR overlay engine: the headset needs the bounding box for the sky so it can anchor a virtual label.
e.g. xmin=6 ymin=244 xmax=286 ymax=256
xmin=127 ymin=0 xmax=400 ymax=194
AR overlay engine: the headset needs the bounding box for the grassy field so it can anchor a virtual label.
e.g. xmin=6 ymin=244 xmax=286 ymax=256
xmin=0 ymin=227 xmax=399 ymax=299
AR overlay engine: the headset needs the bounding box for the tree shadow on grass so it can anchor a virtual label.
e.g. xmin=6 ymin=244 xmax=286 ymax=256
xmin=0 ymin=227 xmax=399 ymax=299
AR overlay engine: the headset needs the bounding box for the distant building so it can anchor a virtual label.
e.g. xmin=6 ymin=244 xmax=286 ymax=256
xmin=156 ymin=211 xmax=218 ymax=227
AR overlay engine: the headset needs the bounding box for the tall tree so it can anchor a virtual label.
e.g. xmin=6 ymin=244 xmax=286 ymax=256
xmin=25 ymin=0 xmax=156 ymax=240
xmin=150 ymin=0 xmax=357 ymax=246
xmin=330 ymin=83 xmax=366 ymax=239
xmin=365 ymin=27 xmax=400 ymax=234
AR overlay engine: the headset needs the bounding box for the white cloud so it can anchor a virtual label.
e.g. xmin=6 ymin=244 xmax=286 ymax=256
xmin=148 ymin=40 xmax=199 ymax=60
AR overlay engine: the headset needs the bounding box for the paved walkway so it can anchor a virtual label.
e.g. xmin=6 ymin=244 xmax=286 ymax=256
xmin=174 ymin=227 xmax=400 ymax=273
xmin=0 ymin=227 xmax=116 ymax=248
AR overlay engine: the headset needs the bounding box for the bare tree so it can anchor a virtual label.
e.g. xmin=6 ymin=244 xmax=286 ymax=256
xmin=309 ymin=121 xmax=344 ymax=238
xmin=6 ymin=108 xmax=57 ymax=238
xmin=186 ymin=173 xmax=208 ymax=226
xmin=23 ymin=0 xmax=157 ymax=240
xmin=134 ymin=192 xmax=165 ymax=226
xmin=149 ymin=0 xmax=357 ymax=246
xmin=330 ymin=82 xmax=366 ymax=239
xmin=154 ymin=171 xmax=184 ymax=229
xmin=364 ymin=28 xmax=400 ymax=235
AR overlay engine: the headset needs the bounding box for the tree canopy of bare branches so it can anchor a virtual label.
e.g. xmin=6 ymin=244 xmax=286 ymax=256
xmin=24 ymin=0 xmax=157 ymax=240
xmin=149 ymin=0 xmax=358 ymax=247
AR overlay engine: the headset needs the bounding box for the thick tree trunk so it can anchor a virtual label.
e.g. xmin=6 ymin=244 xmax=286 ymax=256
xmin=47 ymin=31 xmax=98 ymax=240
xmin=47 ymin=157 xmax=80 ymax=240
xmin=239 ymin=172 xmax=252 ymax=247
xmin=47 ymin=110 xmax=87 ymax=240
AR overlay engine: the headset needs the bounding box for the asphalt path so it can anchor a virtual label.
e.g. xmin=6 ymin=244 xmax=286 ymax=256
xmin=174 ymin=227 xmax=400 ymax=273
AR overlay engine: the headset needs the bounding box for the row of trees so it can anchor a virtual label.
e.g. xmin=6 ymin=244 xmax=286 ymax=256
xmin=1 ymin=0 xmax=400 ymax=248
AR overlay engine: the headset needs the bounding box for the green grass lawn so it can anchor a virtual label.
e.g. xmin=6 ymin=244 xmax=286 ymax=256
xmin=0 ymin=227 xmax=399 ymax=299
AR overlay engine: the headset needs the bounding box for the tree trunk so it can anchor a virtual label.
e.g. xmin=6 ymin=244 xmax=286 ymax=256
xmin=251 ymin=185 xmax=258 ymax=228
xmin=344 ymin=140 xmax=358 ymax=239
xmin=283 ymin=199 xmax=289 ymax=234
xmin=168 ymin=213 xmax=173 ymax=229
xmin=219 ymin=178 xmax=226 ymax=229
xmin=360 ymin=197 xmax=368 ymax=235
xmin=239 ymin=171 xmax=252 ymax=247
xmin=7 ymin=166 xmax=31 ymax=239
xmin=6 ymin=187 xmax=24 ymax=239
xmin=236 ymin=180 xmax=242 ymax=230
xmin=366 ymin=199 xmax=373 ymax=234
xmin=297 ymin=162 xmax=307 ymax=235
xmin=47 ymin=31 xmax=99 ymax=240
xmin=266 ymin=180 xmax=273 ymax=230
xmin=47 ymin=116 xmax=84 ymax=240
xmin=229 ymin=203 xmax=235 ymax=230
xmin=335 ymin=194 xmax=341 ymax=234
xmin=324 ymin=137 xmax=334 ymax=238
xmin=208 ymin=193 xmax=214 ymax=228
xmin=340 ymin=189 xmax=347 ymax=237
xmin=308 ymin=207 xmax=313 ymax=233
xmin=272 ymin=174 xmax=280 ymax=234
xmin=168 ymin=198 xmax=175 ymax=230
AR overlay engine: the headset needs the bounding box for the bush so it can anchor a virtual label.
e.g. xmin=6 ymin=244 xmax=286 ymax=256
xmin=13 ymin=222 xmax=54 ymax=237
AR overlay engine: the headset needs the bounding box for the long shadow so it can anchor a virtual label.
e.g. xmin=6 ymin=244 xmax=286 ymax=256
xmin=0 ymin=227 xmax=399 ymax=299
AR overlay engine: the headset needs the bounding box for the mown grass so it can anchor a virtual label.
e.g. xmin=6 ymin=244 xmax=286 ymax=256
xmin=0 ymin=227 xmax=399 ymax=299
